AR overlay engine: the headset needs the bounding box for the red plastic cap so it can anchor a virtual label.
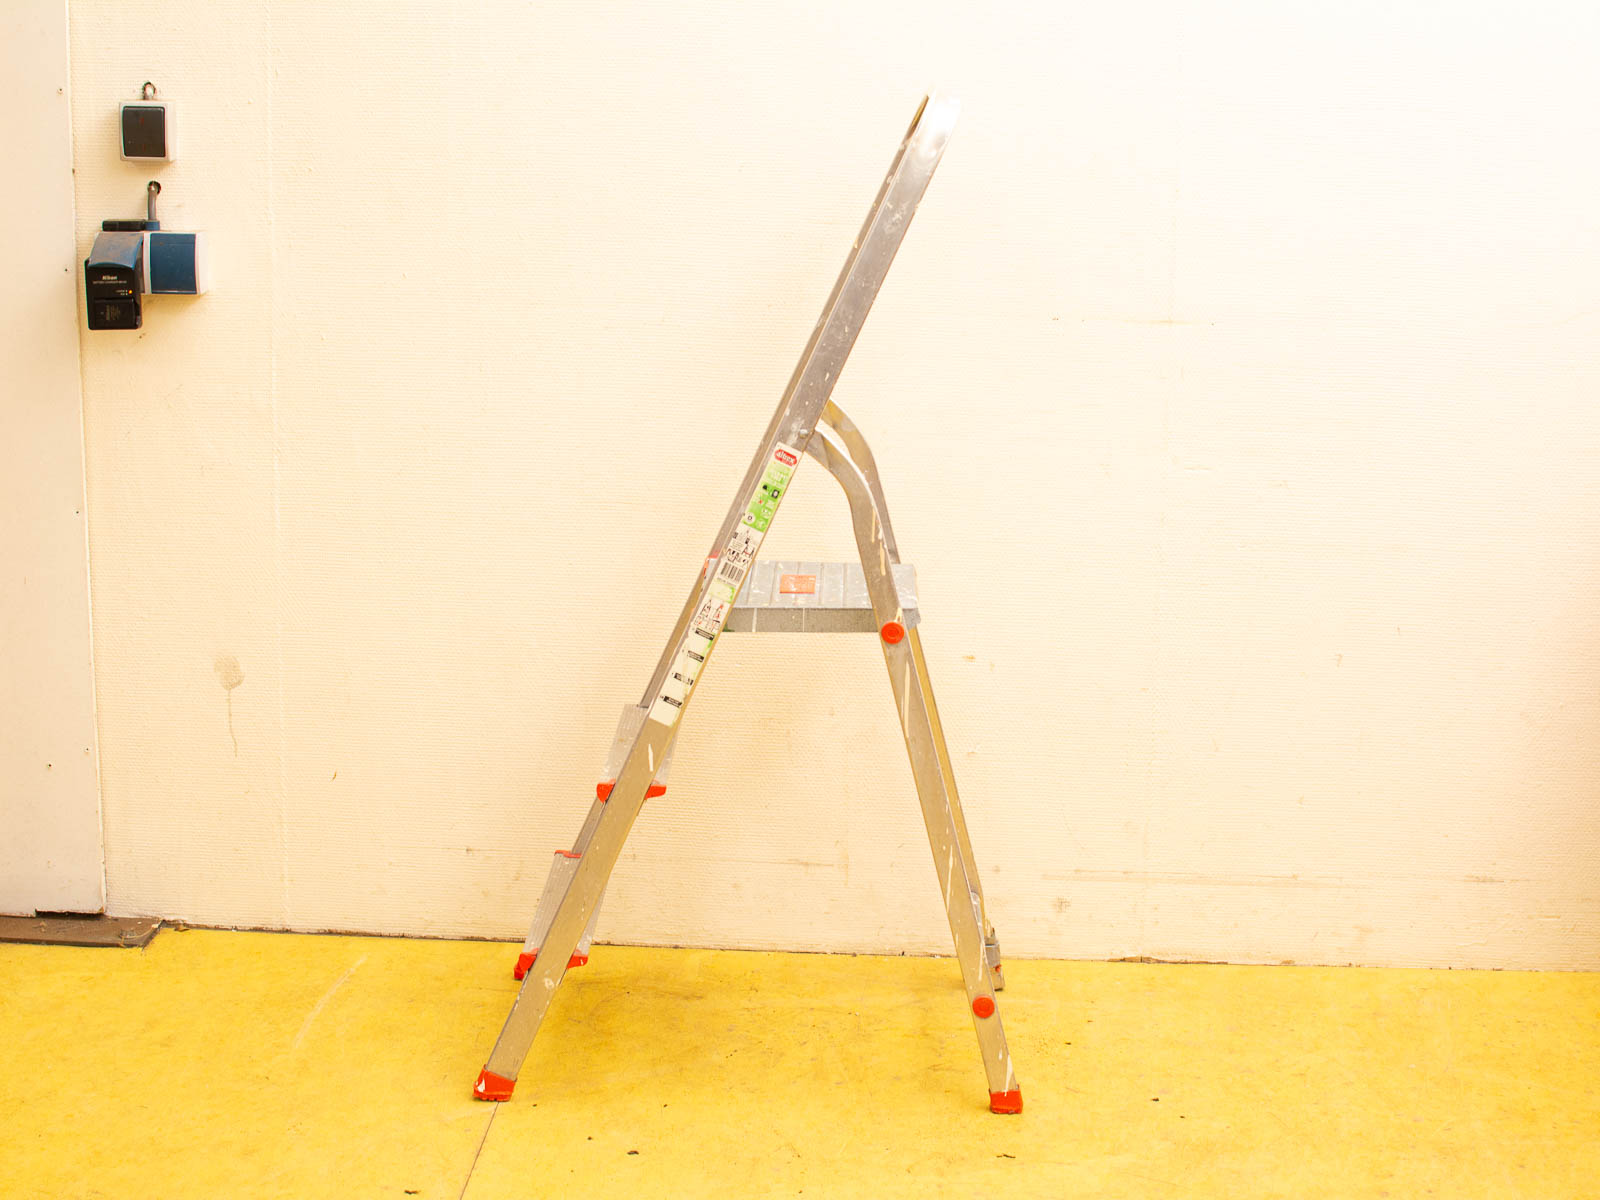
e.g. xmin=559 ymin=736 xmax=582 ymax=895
xmin=989 ymin=1089 xmax=1023 ymax=1114
xmin=880 ymin=621 xmax=906 ymax=644
xmin=972 ymin=996 xmax=996 ymax=1019
xmin=474 ymin=1069 xmax=516 ymax=1102
xmin=596 ymin=780 xmax=668 ymax=802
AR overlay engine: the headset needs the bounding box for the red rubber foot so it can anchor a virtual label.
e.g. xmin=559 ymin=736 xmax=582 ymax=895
xmin=514 ymin=950 xmax=589 ymax=979
xmin=474 ymin=1069 xmax=516 ymax=1102
xmin=989 ymin=1089 xmax=1023 ymax=1114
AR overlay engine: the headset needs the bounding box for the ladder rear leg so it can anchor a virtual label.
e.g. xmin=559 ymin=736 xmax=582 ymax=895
xmin=892 ymin=628 xmax=1021 ymax=1112
xmin=909 ymin=633 xmax=1005 ymax=991
xmin=809 ymin=422 xmax=1020 ymax=1112
xmin=816 ymin=403 xmax=1005 ymax=992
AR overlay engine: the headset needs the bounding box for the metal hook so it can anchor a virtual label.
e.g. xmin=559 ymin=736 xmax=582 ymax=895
xmin=147 ymin=180 xmax=161 ymax=225
xmin=141 ymin=81 xmax=158 ymax=100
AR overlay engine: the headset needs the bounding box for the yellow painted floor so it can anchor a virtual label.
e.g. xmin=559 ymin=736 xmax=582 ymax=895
xmin=1 ymin=931 xmax=1596 ymax=1198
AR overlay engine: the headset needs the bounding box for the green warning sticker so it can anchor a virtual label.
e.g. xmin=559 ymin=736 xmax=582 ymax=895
xmin=742 ymin=450 xmax=797 ymax=533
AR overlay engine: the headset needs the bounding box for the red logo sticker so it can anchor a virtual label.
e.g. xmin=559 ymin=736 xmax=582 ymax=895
xmin=779 ymin=574 xmax=817 ymax=595
xmin=774 ymin=448 xmax=799 ymax=467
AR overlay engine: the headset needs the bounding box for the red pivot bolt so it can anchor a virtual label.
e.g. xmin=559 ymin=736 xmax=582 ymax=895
xmin=972 ymin=995 xmax=996 ymax=1019
xmin=880 ymin=621 xmax=905 ymax=644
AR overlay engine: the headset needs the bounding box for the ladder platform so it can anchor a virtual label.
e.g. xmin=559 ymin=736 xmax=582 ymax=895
xmin=723 ymin=560 xmax=919 ymax=634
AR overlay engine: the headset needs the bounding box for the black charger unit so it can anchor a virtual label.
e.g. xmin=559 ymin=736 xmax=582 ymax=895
xmin=84 ymin=229 xmax=147 ymax=331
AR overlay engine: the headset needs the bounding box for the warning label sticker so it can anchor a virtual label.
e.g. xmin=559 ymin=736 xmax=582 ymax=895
xmin=648 ymin=443 xmax=800 ymax=726
xmin=710 ymin=523 xmax=761 ymax=603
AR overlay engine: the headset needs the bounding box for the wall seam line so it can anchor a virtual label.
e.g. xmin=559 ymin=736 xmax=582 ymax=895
xmin=266 ymin=4 xmax=289 ymax=930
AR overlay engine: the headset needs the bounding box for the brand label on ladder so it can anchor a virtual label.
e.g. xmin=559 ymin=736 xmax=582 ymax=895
xmin=648 ymin=443 xmax=800 ymax=727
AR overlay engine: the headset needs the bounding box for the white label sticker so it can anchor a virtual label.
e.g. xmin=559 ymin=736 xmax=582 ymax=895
xmin=648 ymin=443 xmax=800 ymax=727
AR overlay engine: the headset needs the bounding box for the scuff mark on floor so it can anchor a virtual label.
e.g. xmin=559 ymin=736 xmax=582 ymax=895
xmin=290 ymin=954 xmax=367 ymax=1051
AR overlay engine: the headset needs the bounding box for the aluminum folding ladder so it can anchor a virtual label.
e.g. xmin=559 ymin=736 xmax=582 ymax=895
xmin=474 ymin=93 xmax=1021 ymax=1115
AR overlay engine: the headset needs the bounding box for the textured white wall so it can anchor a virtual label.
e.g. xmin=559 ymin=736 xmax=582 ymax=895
xmin=2 ymin=0 xmax=103 ymax=915
xmin=69 ymin=1 xmax=1600 ymax=967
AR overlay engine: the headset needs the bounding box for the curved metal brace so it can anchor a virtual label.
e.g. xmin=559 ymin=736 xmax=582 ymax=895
xmin=804 ymin=422 xmax=909 ymax=628
xmin=816 ymin=402 xmax=901 ymax=563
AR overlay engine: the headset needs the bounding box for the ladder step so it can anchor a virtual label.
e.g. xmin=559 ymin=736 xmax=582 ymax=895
xmin=515 ymin=848 xmax=604 ymax=978
xmin=515 ymin=702 xmax=674 ymax=976
xmin=513 ymin=949 xmax=588 ymax=980
xmin=597 ymin=703 xmax=674 ymax=799
xmin=723 ymin=560 xmax=919 ymax=634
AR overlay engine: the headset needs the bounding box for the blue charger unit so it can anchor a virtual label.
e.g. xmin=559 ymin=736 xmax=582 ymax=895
xmin=146 ymin=231 xmax=208 ymax=295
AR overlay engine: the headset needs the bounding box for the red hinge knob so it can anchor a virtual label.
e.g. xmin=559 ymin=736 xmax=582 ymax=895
xmin=880 ymin=621 xmax=906 ymax=644
xmin=972 ymin=995 xmax=996 ymax=1019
